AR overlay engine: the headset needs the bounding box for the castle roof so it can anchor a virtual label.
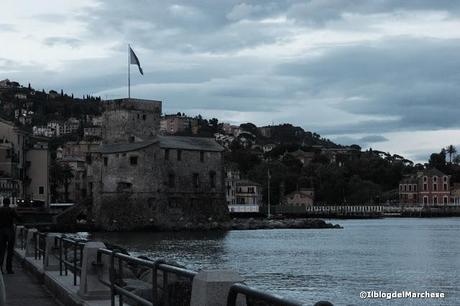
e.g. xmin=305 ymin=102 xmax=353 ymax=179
xmin=158 ymin=136 xmax=224 ymax=152
xmin=100 ymin=140 xmax=158 ymax=154
xmin=99 ymin=136 xmax=224 ymax=154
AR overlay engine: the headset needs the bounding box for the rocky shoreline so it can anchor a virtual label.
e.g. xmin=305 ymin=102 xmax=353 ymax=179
xmin=51 ymin=217 xmax=341 ymax=232
xmin=230 ymin=218 xmax=342 ymax=230
xmin=175 ymin=217 xmax=342 ymax=231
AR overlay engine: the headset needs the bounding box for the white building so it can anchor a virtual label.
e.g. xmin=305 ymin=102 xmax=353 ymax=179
xmin=33 ymin=118 xmax=81 ymax=138
xmin=225 ymin=168 xmax=262 ymax=213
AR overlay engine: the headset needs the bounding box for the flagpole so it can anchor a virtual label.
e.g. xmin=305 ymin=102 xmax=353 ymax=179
xmin=128 ymin=44 xmax=131 ymax=99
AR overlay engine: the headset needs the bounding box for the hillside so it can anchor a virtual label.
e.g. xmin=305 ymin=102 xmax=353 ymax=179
xmin=2 ymin=79 xmax=435 ymax=205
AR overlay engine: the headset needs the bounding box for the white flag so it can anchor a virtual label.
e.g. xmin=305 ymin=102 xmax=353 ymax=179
xmin=129 ymin=46 xmax=143 ymax=75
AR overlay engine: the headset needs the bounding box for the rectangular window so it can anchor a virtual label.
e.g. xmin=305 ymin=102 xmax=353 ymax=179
xmin=423 ymin=183 xmax=427 ymax=191
xmin=414 ymin=185 xmax=417 ymax=191
xmin=433 ymin=197 xmax=438 ymax=205
xmin=86 ymin=154 xmax=92 ymax=165
xmin=444 ymin=197 xmax=448 ymax=204
xmin=210 ymin=172 xmax=216 ymax=188
xmin=200 ymin=151 xmax=204 ymax=162
xmin=104 ymin=157 xmax=108 ymax=166
xmin=193 ymin=173 xmax=200 ymax=188
xmin=423 ymin=196 xmax=428 ymax=205
xmin=433 ymin=184 xmax=437 ymax=191
xmin=168 ymin=174 xmax=175 ymax=188
xmin=165 ymin=149 xmax=170 ymax=161
xmin=39 ymin=186 xmax=44 ymax=194
xmin=444 ymin=183 xmax=448 ymax=191
xmin=142 ymin=114 xmax=146 ymax=120
xmin=177 ymin=150 xmax=182 ymax=161
xmin=130 ymin=156 xmax=138 ymax=165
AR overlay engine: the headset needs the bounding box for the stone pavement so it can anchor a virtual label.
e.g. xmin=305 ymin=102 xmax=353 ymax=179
xmin=2 ymin=259 xmax=60 ymax=306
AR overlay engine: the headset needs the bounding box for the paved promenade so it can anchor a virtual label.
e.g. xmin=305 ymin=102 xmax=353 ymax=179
xmin=2 ymin=259 xmax=60 ymax=306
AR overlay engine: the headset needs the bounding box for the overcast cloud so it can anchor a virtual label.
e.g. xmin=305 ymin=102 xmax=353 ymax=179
xmin=1 ymin=0 xmax=460 ymax=162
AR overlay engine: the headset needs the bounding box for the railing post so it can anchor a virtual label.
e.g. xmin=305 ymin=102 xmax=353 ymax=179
xmin=0 ymin=266 xmax=5 ymax=306
xmin=190 ymin=270 xmax=246 ymax=306
xmin=78 ymin=241 xmax=111 ymax=300
xmin=24 ymin=228 xmax=38 ymax=257
xmin=44 ymin=233 xmax=60 ymax=271
xmin=14 ymin=225 xmax=24 ymax=249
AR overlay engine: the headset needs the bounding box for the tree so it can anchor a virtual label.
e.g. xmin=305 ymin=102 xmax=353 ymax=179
xmin=50 ymin=161 xmax=74 ymax=202
xmin=429 ymin=149 xmax=446 ymax=170
xmin=453 ymin=155 xmax=460 ymax=165
xmin=446 ymin=145 xmax=457 ymax=163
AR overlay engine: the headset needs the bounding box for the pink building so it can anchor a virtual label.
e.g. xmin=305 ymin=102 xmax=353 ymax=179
xmin=399 ymin=168 xmax=451 ymax=205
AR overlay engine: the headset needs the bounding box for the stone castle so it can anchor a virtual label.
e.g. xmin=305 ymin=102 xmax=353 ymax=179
xmin=84 ymin=98 xmax=228 ymax=230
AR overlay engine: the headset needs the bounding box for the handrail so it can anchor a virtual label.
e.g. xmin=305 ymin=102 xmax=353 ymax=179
xmin=19 ymin=227 xmax=26 ymax=250
xmin=34 ymin=232 xmax=46 ymax=264
xmin=17 ymin=228 xmax=332 ymax=306
xmin=96 ymin=248 xmax=197 ymax=306
xmin=227 ymin=283 xmax=305 ymax=306
xmin=53 ymin=236 xmax=87 ymax=285
xmin=0 ymin=267 xmax=5 ymax=306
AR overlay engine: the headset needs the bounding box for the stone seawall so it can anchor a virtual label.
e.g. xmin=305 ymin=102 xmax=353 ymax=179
xmin=93 ymin=194 xmax=230 ymax=231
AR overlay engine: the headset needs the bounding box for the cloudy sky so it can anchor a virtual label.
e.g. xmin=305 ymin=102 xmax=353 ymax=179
xmin=1 ymin=0 xmax=460 ymax=162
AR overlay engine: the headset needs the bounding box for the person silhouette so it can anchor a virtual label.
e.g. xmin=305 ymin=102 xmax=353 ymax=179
xmin=0 ymin=199 xmax=21 ymax=274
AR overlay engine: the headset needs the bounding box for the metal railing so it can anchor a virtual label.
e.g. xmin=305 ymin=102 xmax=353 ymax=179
xmin=227 ymin=283 xmax=305 ymax=306
xmin=16 ymin=228 xmax=331 ymax=306
xmin=55 ymin=236 xmax=86 ymax=286
xmin=34 ymin=232 xmax=47 ymax=264
xmin=96 ymin=248 xmax=197 ymax=306
xmin=18 ymin=227 xmax=27 ymax=250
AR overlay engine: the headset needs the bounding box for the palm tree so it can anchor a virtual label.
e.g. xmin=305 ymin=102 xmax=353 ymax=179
xmin=446 ymin=145 xmax=457 ymax=163
xmin=453 ymin=155 xmax=460 ymax=165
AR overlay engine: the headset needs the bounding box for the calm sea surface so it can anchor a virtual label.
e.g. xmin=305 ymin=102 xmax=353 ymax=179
xmin=91 ymin=218 xmax=460 ymax=306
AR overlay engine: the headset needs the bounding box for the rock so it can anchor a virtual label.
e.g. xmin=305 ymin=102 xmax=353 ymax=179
xmin=230 ymin=218 xmax=340 ymax=230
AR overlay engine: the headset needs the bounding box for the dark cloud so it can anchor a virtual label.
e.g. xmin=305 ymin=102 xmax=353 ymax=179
xmin=286 ymin=0 xmax=460 ymax=25
xmin=4 ymin=0 xmax=460 ymax=165
xmin=278 ymin=38 xmax=460 ymax=134
xmin=0 ymin=24 xmax=15 ymax=32
xmin=34 ymin=13 xmax=69 ymax=23
xmin=76 ymin=1 xmax=301 ymax=53
xmin=360 ymin=135 xmax=388 ymax=143
xmin=331 ymin=134 xmax=388 ymax=147
xmin=43 ymin=37 xmax=82 ymax=48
